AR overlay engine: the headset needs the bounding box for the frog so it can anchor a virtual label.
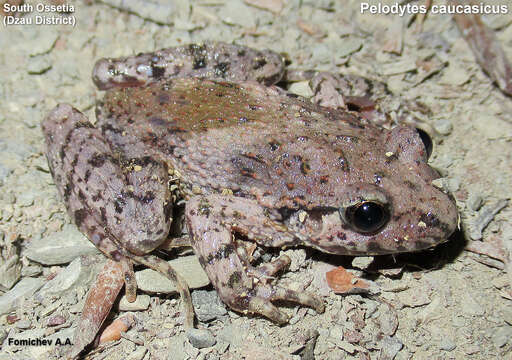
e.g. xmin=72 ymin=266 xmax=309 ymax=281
xmin=41 ymin=42 xmax=458 ymax=327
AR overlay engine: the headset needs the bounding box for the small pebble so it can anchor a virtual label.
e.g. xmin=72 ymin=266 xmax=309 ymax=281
xmin=438 ymin=337 xmax=456 ymax=351
xmin=186 ymin=328 xmax=216 ymax=349
xmin=191 ymin=290 xmax=227 ymax=322
xmin=119 ymin=294 xmax=150 ymax=311
xmin=329 ymin=326 xmax=344 ymax=341
xmin=288 ymin=81 xmax=314 ymax=98
xmin=136 ymin=256 xmax=209 ymax=293
xmin=16 ymin=320 xmax=32 ymax=329
xmin=442 ymin=177 xmax=460 ymax=193
xmin=25 ymin=224 xmax=100 ymax=265
xmin=126 ymin=347 xmax=147 ymax=360
xmin=47 ymin=315 xmax=67 ymax=327
xmin=491 ymin=326 xmax=512 ymax=348
xmin=27 ymin=55 xmax=52 ymax=75
xmin=467 ymin=193 xmax=483 ymax=211
xmin=433 ymin=118 xmax=453 ymax=135
xmin=379 ymin=336 xmax=403 ymax=359
xmin=351 ymin=256 xmax=374 ymax=270
xmin=0 ymin=277 xmax=45 ymax=315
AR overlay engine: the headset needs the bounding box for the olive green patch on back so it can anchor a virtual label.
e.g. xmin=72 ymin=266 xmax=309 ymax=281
xmin=105 ymin=78 xmax=280 ymax=134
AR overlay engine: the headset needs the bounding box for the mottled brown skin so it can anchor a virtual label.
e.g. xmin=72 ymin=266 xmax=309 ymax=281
xmin=42 ymin=42 xmax=458 ymax=325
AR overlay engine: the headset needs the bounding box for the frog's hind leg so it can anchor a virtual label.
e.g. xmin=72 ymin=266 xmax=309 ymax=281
xmin=129 ymin=253 xmax=195 ymax=329
xmin=286 ymin=70 xmax=434 ymax=131
xmin=186 ymin=195 xmax=324 ymax=325
xmin=91 ymin=42 xmax=285 ymax=90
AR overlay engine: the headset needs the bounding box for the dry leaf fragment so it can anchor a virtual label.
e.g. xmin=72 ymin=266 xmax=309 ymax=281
xmin=326 ymin=266 xmax=369 ymax=294
xmin=296 ymin=18 xmax=325 ymax=38
xmin=68 ymin=259 xmax=125 ymax=359
xmin=99 ymin=313 xmax=136 ymax=344
xmin=451 ymin=0 xmax=512 ymax=96
xmin=244 ymin=0 xmax=283 ymax=14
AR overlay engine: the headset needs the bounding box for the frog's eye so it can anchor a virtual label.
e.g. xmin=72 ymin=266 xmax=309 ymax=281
xmin=416 ymin=128 xmax=433 ymax=160
xmin=343 ymin=201 xmax=390 ymax=234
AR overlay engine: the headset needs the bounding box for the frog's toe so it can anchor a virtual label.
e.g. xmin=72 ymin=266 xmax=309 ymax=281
xmin=246 ymin=296 xmax=289 ymax=324
xmin=262 ymin=285 xmax=325 ymax=314
xmin=252 ymin=255 xmax=291 ymax=279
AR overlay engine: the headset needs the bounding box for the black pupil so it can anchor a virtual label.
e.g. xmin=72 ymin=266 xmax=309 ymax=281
xmin=350 ymin=202 xmax=388 ymax=233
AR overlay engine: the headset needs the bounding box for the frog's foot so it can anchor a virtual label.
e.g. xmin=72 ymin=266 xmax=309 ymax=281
xmin=130 ymin=253 xmax=195 ymax=329
xmin=309 ymin=72 xmax=436 ymax=133
xmin=243 ymin=282 xmax=325 ymax=324
xmin=92 ymin=42 xmax=284 ymax=90
xmin=186 ymin=195 xmax=324 ymax=325
xmin=309 ymin=72 xmax=390 ymax=125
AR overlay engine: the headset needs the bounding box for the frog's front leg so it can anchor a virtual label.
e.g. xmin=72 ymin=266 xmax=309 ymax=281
xmin=186 ymin=195 xmax=325 ymax=324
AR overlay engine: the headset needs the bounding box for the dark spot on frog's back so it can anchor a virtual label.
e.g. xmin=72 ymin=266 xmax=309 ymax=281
xmin=193 ymin=57 xmax=207 ymax=70
xmin=213 ymin=244 xmax=236 ymax=261
xmin=228 ymin=271 xmax=243 ymax=288
xmin=141 ymin=191 xmax=155 ymax=204
xmin=214 ymin=62 xmax=229 ymax=76
xmin=151 ymin=65 xmax=165 ymax=79
xmin=63 ymin=183 xmax=72 ymax=202
xmin=419 ymin=212 xmax=452 ymax=234
xmin=114 ymin=198 xmax=124 ymax=214
xmin=109 ymin=250 xmax=123 ymax=262
xmin=100 ymin=207 xmax=107 ymax=223
xmin=101 ymin=122 xmax=124 ymax=135
xmin=269 ymin=141 xmax=280 ymax=151
xmin=252 ymin=57 xmax=267 ymax=69
xmin=404 ymin=180 xmax=418 ymax=190
xmin=300 ymin=161 xmax=311 ymax=175
xmin=157 ymin=92 xmax=171 ymax=105
xmin=240 ymin=167 xmax=256 ymax=178
xmin=149 ymin=116 xmax=167 ymax=127
xmin=73 ymin=208 xmax=89 ymax=228
xmin=420 ymin=212 xmax=440 ymax=228
xmin=88 ymin=153 xmax=108 ymax=168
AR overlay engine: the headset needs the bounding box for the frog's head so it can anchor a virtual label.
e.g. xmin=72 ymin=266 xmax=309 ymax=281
xmin=305 ymin=125 xmax=458 ymax=255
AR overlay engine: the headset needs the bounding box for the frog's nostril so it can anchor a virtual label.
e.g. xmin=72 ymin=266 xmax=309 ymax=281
xmin=416 ymin=128 xmax=433 ymax=160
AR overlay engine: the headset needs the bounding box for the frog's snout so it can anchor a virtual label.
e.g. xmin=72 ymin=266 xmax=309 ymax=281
xmin=92 ymin=58 xmax=114 ymax=90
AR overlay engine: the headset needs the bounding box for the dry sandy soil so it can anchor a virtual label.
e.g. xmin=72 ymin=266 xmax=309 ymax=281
xmin=0 ymin=0 xmax=511 ymax=359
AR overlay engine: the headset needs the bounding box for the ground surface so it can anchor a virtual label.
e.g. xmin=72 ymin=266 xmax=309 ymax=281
xmin=0 ymin=0 xmax=511 ymax=359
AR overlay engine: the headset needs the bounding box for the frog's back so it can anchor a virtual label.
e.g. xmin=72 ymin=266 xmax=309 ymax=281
xmin=98 ymin=78 xmax=374 ymax=207
xmin=95 ymin=77 xmax=457 ymax=254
